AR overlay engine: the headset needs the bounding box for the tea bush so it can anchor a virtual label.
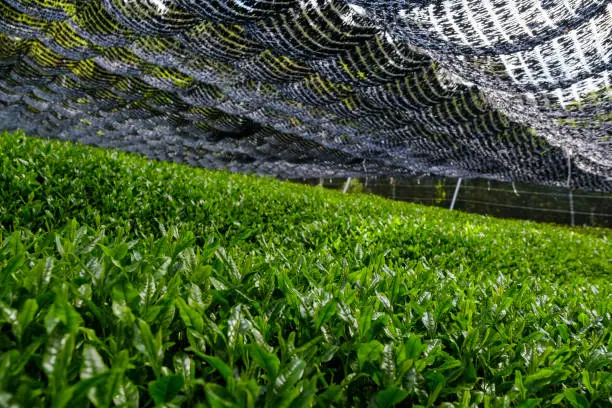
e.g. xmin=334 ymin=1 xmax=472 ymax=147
xmin=1 ymin=131 xmax=610 ymax=407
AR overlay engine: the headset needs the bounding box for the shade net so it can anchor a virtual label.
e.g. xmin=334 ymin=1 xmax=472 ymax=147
xmin=0 ymin=0 xmax=610 ymax=190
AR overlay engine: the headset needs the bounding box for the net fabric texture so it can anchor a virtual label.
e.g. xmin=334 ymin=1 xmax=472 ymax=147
xmin=0 ymin=0 xmax=610 ymax=190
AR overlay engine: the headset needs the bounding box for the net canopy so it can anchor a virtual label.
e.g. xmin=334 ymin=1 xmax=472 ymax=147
xmin=0 ymin=0 xmax=610 ymax=190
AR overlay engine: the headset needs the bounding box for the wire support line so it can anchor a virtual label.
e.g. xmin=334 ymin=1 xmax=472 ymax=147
xmin=449 ymin=198 xmax=612 ymax=217
xmin=451 ymin=185 xmax=612 ymax=199
xmin=360 ymin=182 xmax=612 ymax=199
xmin=390 ymin=196 xmax=611 ymax=217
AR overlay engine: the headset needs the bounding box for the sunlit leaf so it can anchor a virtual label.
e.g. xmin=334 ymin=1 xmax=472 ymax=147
xmin=80 ymin=346 xmax=109 ymax=407
xmin=113 ymin=380 xmax=139 ymax=408
xmin=274 ymin=358 xmax=306 ymax=395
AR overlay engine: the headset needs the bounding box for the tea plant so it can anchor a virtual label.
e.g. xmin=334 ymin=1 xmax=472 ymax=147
xmin=0 ymin=131 xmax=610 ymax=407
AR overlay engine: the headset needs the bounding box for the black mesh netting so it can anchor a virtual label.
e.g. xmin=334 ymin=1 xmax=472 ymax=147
xmin=0 ymin=0 xmax=610 ymax=190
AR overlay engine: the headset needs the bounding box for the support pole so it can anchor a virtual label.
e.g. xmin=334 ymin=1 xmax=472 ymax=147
xmin=390 ymin=177 xmax=396 ymax=201
xmin=450 ymin=178 xmax=462 ymax=210
xmin=569 ymin=189 xmax=575 ymax=226
xmin=566 ymin=149 xmax=574 ymax=226
xmin=343 ymin=177 xmax=352 ymax=194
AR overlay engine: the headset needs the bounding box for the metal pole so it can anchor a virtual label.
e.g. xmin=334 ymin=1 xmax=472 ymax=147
xmin=569 ymin=189 xmax=575 ymax=226
xmin=450 ymin=178 xmax=462 ymax=210
xmin=512 ymin=182 xmax=520 ymax=196
xmin=566 ymin=151 xmax=572 ymax=187
xmin=343 ymin=177 xmax=352 ymax=193
xmin=391 ymin=178 xmax=396 ymax=200
xmin=566 ymin=150 xmax=574 ymax=226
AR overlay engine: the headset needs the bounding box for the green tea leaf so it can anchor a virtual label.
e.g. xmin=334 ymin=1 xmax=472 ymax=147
xmin=11 ymin=298 xmax=37 ymax=341
xmin=381 ymin=344 xmax=396 ymax=386
xmin=1 ymin=252 xmax=25 ymax=290
xmin=53 ymin=374 xmax=110 ymax=408
xmin=524 ymin=368 xmax=569 ymax=394
xmin=202 ymin=355 xmax=233 ymax=383
xmin=581 ymin=370 xmax=594 ymax=395
xmin=204 ymin=383 xmax=239 ymax=408
xmin=175 ymin=297 xmax=204 ymax=332
xmin=315 ymin=299 xmax=336 ymax=329
xmin=514 ymin=370 xmax=527 ymax=400
xmin=563 ymin=390 xmax=589 ymax=408
xmin=422 ymin=312 xmax=436 ymax=334
xmin=113 ymin=380 xmax=139 ymax=408
xmin=288 ymin=377 xmax=316 ymax=408
xmin=517 ymin=399 xmax=542 ymax=408
xmin=358 ymin=340 xmax=384 ymax=371
xmin=227 ymin=305 xmax=244 ymax=350
xmin=376 ymin=386 xmax=409 ymax=408
xmin=43 ymin=334 xmax=75 ymax=399
xmin=133 ymin=320 xmax=163 ymax=378
xmin=399 ymin=336 xmax=424 ymax=362
xmin=425 ymin=371 xmax=445 ymax=406
xmin=248 ymin=344 xmax=280 ymax=380
xmin=41 ymin=257 xmax=54 ymax=291
xmin=173 ymin=353 xmax=195 ymax=397
xmin=80 ymin=346 xmax=110 ymax=407
xmin=274 ymin=358 xmax=306 ymax=395
xmin=44 ymin=296 xmax=83 ymax=334
xmin=148 ymin=374 xmax=184 ymax=406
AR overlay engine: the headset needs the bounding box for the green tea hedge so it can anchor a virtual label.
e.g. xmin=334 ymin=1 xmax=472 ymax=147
xmin=1 ymin=131 xmax=610 ymax=407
